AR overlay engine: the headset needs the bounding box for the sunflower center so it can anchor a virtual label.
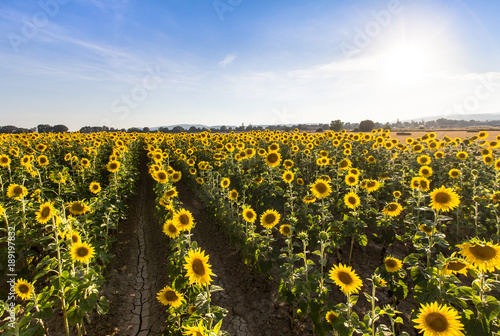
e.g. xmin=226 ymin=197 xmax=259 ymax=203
xmin=337 ymin=271 xmax=353 ymax=285
xmin=348 ymin=177 xmax=355 ymax=183
xmin=41 ymin=207 xmax=51 ymax=217
xmin=385 ymin=260 xmax=397 ymax=268
xmin=167 ymin=190 xmax=175 ymax=197
xmin=265 ymin=214 xmax=276 ymax=224
xmin=77 ymin=247 xmax=89 ymax=257
xmin=110 ymin=163 xmax=118 ymax=170
xmin=469 ymin=245 xmax=496 ymax=261
xmin=72 ymin=203 xmax=84 ymax=212
xmin=158 ymin=172 xmax=167 ymax=180
xmin=246 ymin=211 xmax=254 ymax=219
xmin=192 ymin=259 xmax=205 ymax=276
xmin=13 ymin=186 xmax=23 ymax=195
xmin=93 ymin=185 xmax=99 ymax=190
xmin=435 ymin=192 xmax=451 ymax=204
xmin=447 ymin=261 xmax=467 ymax=271
xmin=179 ymin=214 xmax=190 ymax=225
xmin=18 ymin=284 xmax=29 ymax=293
xmin=348 ymin=196 xmax=357 ymax=205
xmin=164 ymin=290 xmax=178 ymax=302
xmin=267 ymin=153 xmax=279 ymax=164
xmin=282 ymin=226 xmax=290 ymax=234
xmin=387 ymin=204 xmax=398 ymax=212
xmin=425 ymin=312 xmax=448 ymax=332
xmin=168 ymin=224 xmax=177 ymax=233
xmin=1 ymin=157 xmax=8 ymax=164
xmin=315 ymin=183 xmax=327 ymax=194
xmin=71 ymin=235 xmax=79 ymax=243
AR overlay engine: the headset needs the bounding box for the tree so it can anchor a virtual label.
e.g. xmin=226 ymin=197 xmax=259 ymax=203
xmin=52 ymin=124 xmax=69 ymax=133
xmin=359 ymin=120 xmax=375 ymax=132
xmin=172 ymin=126 xmax=185 ymax=133
xmin=37 ymin=124 xmax=52 ymax=133
xmin=330 ymin=119 xmax=344 ymax=132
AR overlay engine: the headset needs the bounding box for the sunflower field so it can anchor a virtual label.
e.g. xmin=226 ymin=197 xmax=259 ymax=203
xmin=1 ymin=129 xmax=500 ymax=336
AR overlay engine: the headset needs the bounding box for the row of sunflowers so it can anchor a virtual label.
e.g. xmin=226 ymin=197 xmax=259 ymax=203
xmin=144 ymin=129 xmax=500 ymax=336
xmin=0 ymin=132 xmax=140 ymax=335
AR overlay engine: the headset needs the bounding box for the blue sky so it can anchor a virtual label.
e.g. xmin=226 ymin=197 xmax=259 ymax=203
xmin=1 ymin=0 xmax=500 ymax=131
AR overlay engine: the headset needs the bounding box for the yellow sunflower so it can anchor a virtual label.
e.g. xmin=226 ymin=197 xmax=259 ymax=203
xmin=229 ymin=189 xmax=239 ymax=200
xmin=106 ymin=160 xmax=120 ymax=173
xmin=164 ymin=188 xmax=178 ymax=199
xmin=15 ymin=278 xmax=34 ymax=300
xmin=325 ymin=311 xmax=339 ymax=324
xmin=429 ymin=186 xmax=460 ymax=213
xmin=282 ymin=170 xmax=294 ymax=183
xmin=163 ymin=220 xmax=180 ymax=239
xmin=0 ymin=154 xmax=10 ymax=167
xmin=495 ymin=158 xmax=500 ymax=170
xmin=184 ymin=249 xmax=213 ymax=286
xmin=157 ymin=285 xmax=183 ymax=308
xmin=419 ymin=166 xmax=433 ymax=178
xmin=310 ymin=179 xmax=332 ymax=199
xmin=7 ymin=184 xmax=28 ymax=199
xmin=457 ymin=240 xmax=500 ymax=273
xmin=171 ymin=171 xmax=182 ymax=183
xmin=71 ymin=241 xmax=95 ymax=264
xmin=441 ymin=256 xmax=470 ymax=276
xmin=344 ymin=192 xmax=360 ymax=210
xmin=329 ymin=263 xmax=363 ymax=295
xmin=303 ymin=195 xmax=316 ymax=204
xmin=265 ymin=151 xmax=281 ymax=168
xmin=89 ymin=181 xmax=101 ymax=194
xmin=67 ymin=201 xmax=90 ymax=215
xmin=363 ymin=179 xmax=380 ymax=192
xmin=417 ymin=155 xmax=432 ymax=165
xmin=382 ymin=202 xmax=403 ymax=217
xmin=413 ymin=302 xmax=464 ymax=336
xmin=242 ymin=207 xmax=257 ymax=223
xmin=37 ymin=155 xmax=49 ymax=167
xmin=35 ymin=202 xmax=55 ymax=224
xmin=155 ymin=170 xmax=169 ymax=183
xmin=174 ymin=209 xmax=195 ymax=231
xmin=183 ymin=321 xmax=207 ymax=336
xmin=456 ymin=151 xmax=468 ymax=160
xmin=345 ymin=174 xmax=358 ymax=186
xmin=220 ymin=177 xmax=230 ymax=188
xmin=279 ymin=224 xmax=291 ymax=236
xmin=448 ymin=169 xmax=461 ymax=179
xmin=384 ymin=256 xmax=403 ymax=273
xmin=419 ymin=224 xmax=436 ymax=236
xmin=393 ymin=190 xmax=401 ymax=198
xmin=260 ymin=209 xmax=280 ymax=229
xmin=296 ymin=178 xmax=304 ymax=185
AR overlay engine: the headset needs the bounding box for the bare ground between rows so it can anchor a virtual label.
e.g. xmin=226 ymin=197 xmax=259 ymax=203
xmin=85 ymin=153 xmax=169 ymax=336
xmin=176 ymin=182 xmax=301 ymax=336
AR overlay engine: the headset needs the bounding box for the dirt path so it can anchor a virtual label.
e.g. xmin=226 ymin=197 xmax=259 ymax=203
xmin=176 ymin=182 xmax=299 ymax=336
xmin=86 ymin=154 xmax=169 ymax=336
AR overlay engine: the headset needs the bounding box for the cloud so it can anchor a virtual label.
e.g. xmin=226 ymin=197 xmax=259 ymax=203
xmin=218 ymin=54 xmax=236 ymax=67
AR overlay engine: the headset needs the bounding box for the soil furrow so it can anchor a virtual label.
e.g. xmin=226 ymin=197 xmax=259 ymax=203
xmin=176 ymin=182 xmax=298 ymax=336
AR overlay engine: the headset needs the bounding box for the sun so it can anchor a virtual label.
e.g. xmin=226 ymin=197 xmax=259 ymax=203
xmin=379 ymin=43 xmax=434 ymax=84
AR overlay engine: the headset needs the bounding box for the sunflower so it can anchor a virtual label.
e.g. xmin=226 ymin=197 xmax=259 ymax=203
xmin=163 ymin=220 xmax=180 ymax=239
xmin=344 ymin=192 xmax=360 ymax=210
xmin=457 ymin=240 xmax=500 ymax=272
xmin=478 ymin=131 xmax=488 ymax=139
xmin=303 ymin=195 xmax=316 ymax=204
xmin=296 ymin=178 xmax=304 ymax=185
xmin=67 ymin=201 xmax=90 ymax=215
xmin=413 ymin=302 xmax=464 ymax=336
xmin=429 ymin=186 xmax=460 ymax=213
xmin=434 ymin=151 xmax=445 ymax=159
xmin=0 ymin=154 xmax=10 ymax=167
xmin=242 ymin=207 xmax=257 ymax=223
xmin=491 ymin=192 xmax=500 ymax=203
xmin=71 ymin=241 xmax=95 ymax=263
xmin=282 ymin=170 xmax=294 ymax=183
xmin=325 ymin=311 xmax=339 ymax=324
xmin=382 ymin=202 xmax=403 ymax=217
xmin=310 ymin=179 xmax=332 ymax=199
xmin=345 ymin=174 xmax=358 ymax=186
xmin=393 ymin=191 xmax=401 ymax=198
xmin=15 ymin=278 xmax=34 ymax=300
xmin=196 ymin=177 xmax=204 ymax=185
xmin=363 ymin=179 xmax=380 ymax=192
xmin=7 ymin=184 xmax=28 ymax=199
xmin=88 ymin=181 xmax=101 ymax=194
xmin=229 ymin=189 xmax=239 ymax=200
xmin=329 ymin=263 xmax=363 ymax=295
xmin=171 ymin=171 xmax=182 ymax=182
xmin=283 ymin=159 xmax=294 ymax=169
xmin=174 ymin=209 xmax=195 ymax=231
xmin=279 ymin=224 xmax=291 ymax=236
xmin=220 ymin=177 xmax=230 ymax=188
xmin=456 ymin=151 xmax=468 ymax=160
xmin=419 ymin=224 xmax=436 ymax=236
xmin=418 ymin=177 xmax=430 ymax=192
xmin=483 ymin=155 xmax=494 ymax=165
xmin=184 ymin=249 xmax=213 ymax=286
xmin=260 ymin=209 xmax=280 ymax=229
xmin=265 ymin=151 xmax=281 ymax=167
xmin=69 ymin=231 xmax=81 ymax=244
xmin=419 ymin=166 xmax=433 ymax=178
xmin=417 ymin=155 xmax=431 ymax=165
xmin=35 ymin=202 xmax=55 ymax=224
xmin=384 ymin=256 xmax=403 ymax=273
xmin=495 ymin=158 xmax=500 ymax=170
xmin=157 ymin=285 xmax=183 ymax=308
xmin=107 ymin=160 xmax=120 ymax=173
xmin=448 ymin=169 xmax=461 ymax=179
xmin=183 ymin=321 xmax=207 ymax=336
xmin=155 ymin=170 xmax=169 ymax=183
xmin=164 ymin=188 xmax=178 ymax=199
xmin=441 ymin=256 xmax=469 ymax=276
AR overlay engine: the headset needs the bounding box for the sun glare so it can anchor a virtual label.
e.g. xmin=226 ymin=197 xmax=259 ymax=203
xmin=380 ymin=44 xmax=433 ymax=84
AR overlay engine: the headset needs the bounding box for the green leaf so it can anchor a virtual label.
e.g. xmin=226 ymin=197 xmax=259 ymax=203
xmin=67 ymin=306 xmax=85 ymax=326
xmin=482 ymin=296 xmax=500 ymax=322
xmin=97 ymin=296 xmax=109 ymax=315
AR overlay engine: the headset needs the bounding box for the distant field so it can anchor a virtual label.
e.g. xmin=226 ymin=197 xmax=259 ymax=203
xmin=390 ymin=130 xmax=500 ymax=142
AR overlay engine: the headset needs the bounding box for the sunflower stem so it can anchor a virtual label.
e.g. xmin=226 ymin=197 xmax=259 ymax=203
xmin=206 ymin=284 xmax=213 ymax=330
xmin=371 ymin=281 xmax=376 ymax=336
xmin=53 ymin=216 xmax=70 ymax=336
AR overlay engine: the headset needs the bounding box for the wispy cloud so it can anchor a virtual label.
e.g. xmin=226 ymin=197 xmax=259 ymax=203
xmin=218 ymin=53 xmax=236 ymax=67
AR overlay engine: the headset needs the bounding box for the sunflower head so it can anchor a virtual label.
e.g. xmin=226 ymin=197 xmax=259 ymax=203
xmin=184 ymin=248 xmax=213 ymax=286
xmin=384 ymin=256 xmax=403 ymax=273
xmin=7 ymin=184 xmax=28 ymax=199
xmin=282 ymin=170 xmax=294 ymax=183
xmin=279 ymin=224 xmax=291 ymax=236
xmin=68 ymin=201 xmax=90 ymax=215
xmin=242 ymin=207 xmax=257 ymax=223
xmin=382 ymin=202 xmax=403 ymax=217
xmin=71 ymin=241 xmax=95 ymax=264
xmin=413 ymin=302 xmax=464 ymax=336
xmin=220 ymin=177 xmax=230 ymax=188
xmin=260 ymin=209 xmax=280 ymax=229
xmin=457 ymin=239 xmax=500 ymax=273
xmin=310 ymin=179 xmax=332 ymax=199
xmin=36 ymin=202 xmax=55 ymax=224
xmin=174 ymin=209 xmax=195 ymax=231
xmin=229 ymin=189 xmax=239 ymax=200
xmin=163 ymin=220 xmax=180 ymax=239
xmin=329 ymin=263 xmax=363 ymax=295
xmin=156 ymin=285 xmax=183 ymax=308
xmin=429 ymin=186 xmax=460 ymax=213
xmin=15 ymin=278 xmax=34 ymax=300
xmin=89 ymin=182 xmax=101 ymax=194
xmin=344 ymin=191 xmax=360 ymax=210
